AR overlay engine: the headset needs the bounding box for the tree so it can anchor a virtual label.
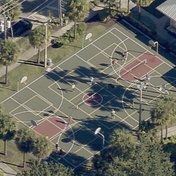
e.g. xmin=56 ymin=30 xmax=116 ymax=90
xmin=32 ymin=136 xmax=52 ymax=162
xmin=0 ymin=40 xmax=19 ymax=84
xmin=132 ymin=0 xmax=153 ymax=19
xmin=28 ymin=25 xmax=50 ymax=65
xmin=92 ymin=132 xmax=175 ymax=176
xmin=16 ymin=128 xmax=35 ymax=168
xmin=109 ymin=129 xmax=136 ymax=160
xmin=0 ymin=0 xmax=22 ymax=21
xmin=95 ymin=0 xmax=122 ymax=18
xmin=130 ymin=136 xmax=174 ymax=176
xmin=132 ymin=0 xmax=153 ymax=7
xmin=151 ymin=95 xmax=176 ymax=142
xmin=0 ymin=113 xmax=17 ymax=155
xmin=92 ymin=129 xmax=136 ymax=175
xmin=66 ymin=0 xmax=89 ymax=39
xmin=17 ymin=160 xmax=75 ymax=176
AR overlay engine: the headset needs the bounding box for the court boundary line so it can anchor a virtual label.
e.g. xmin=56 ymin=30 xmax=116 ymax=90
xmin=112 ymin=27 xmax=175 ymax=70
xmin=124 ymin=75 xmax=176 ymax=129
xmin=1 ymin=27 xmax=118 ymax=105
xmin=2 ymin=25 xmax=174 ymax=106
xmin=2 ymin=25 xmax=176 ymax=168
xmin=55 ymin=55 xmax=138 ymax=128
xmin=10 ymin=96 xmax=40 ymax=116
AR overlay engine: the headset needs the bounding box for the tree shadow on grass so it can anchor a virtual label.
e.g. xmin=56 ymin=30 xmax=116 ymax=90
xmin=46 ymin=151 xmax=87 ymax=169
xmin=18 ymin=60 xmax=44 ymax=67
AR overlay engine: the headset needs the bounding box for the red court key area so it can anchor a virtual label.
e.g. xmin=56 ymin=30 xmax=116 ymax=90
xmin=33 ymin=117 xmax=66 ymax=138
xmin=83 ymin=92 xmax=103 ymax=106
xmin=119 ymin=52 xmax=163 ymax=81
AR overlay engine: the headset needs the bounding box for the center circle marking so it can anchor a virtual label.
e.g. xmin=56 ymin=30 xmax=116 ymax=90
xmin=82 ymin=92 xmax=103 ymax=106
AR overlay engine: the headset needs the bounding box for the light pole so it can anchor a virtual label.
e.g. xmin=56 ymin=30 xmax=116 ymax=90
xmin=59 ymin=0 xmax=63 ymax=26
xmin=44 ymin=23 xmax=48 ymax=68
xmin=94 ymin=127 xmax=105 ymax=148
xmin=137 ymin=82 xmax=147 ymax=128
xmin=44 ymin=19 xmax=51 ymax=68
xmin=2 ymin=10 xmax=7 ymax=41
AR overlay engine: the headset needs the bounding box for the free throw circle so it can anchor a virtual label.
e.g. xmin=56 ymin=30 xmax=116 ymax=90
xmin=83 ymin=93 xmax=103 ymax=106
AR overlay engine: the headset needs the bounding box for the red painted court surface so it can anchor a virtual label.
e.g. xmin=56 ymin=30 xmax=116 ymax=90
xmin=83 ymin=93 xmax=103 ymax=106
xmin=119 ymin=52 xmax=163 ymax=81
xmin=33 ymin=117 xmax=66 ymax=138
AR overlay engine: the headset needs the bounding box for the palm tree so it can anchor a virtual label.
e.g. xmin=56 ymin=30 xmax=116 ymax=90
xmin=66 ymin=0 xmax=89 ymax=39
xmin=28 ymin=25 xmax=50 ymax=65
xmin=110 ymin=129 xmax=136 ymax=160
xmin=33 ymin=136 xmax=52 ymax=162
xmin=16 ymin=128 xmax=35 ymax=168
xmin=151 ymin=95 xmax=176 ymax=142
xmin=163 ymin=96 xmax=176 ymax=139
xmin=18 ymin=159 xmax=75 ymax=176
xmin=0 ymin=40 xmax=19 ymax=85
xmin=0 ymin=0 xmax=22 ymax=21
xmin=0 ymin=113 xmax=17 ymax=155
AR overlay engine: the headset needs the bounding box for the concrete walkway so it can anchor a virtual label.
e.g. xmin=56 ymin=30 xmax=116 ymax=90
xmin=0 ymin=162 xmax=17 ymax=176
xmin=0 ymin=21 xmax=74 ymax=78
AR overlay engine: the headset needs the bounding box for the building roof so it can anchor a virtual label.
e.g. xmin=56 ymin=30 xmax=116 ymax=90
xmin=157 ymin=0 xmax=176 ymax=21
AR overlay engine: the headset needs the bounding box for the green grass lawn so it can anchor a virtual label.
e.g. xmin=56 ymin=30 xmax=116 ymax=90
xmin=0 ymin=23 xmax=108 ymax=174
xmin=143 ymin=0 xmax=166 ymax=19
xmin=0 ymin=140 xmax=36 ymax=174
xmin=0 ymin=24 xmax=107 ymax=102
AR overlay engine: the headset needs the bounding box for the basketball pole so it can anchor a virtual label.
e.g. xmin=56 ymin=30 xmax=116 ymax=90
xmin=139 ymin=87 xmax=142 ymax=128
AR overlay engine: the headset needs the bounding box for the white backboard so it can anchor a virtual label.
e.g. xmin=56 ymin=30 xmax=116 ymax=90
xmin=94 ymin=127 xmax=101 ymax=135
xmin=20 ymin=76 xmax=27 ymax=84
xmin=85 ymin=33 xmax=92 ymax=40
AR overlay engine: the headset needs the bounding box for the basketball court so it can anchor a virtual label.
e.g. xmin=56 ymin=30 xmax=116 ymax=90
xmin=2 ymin=23 xmax=176 ymax=168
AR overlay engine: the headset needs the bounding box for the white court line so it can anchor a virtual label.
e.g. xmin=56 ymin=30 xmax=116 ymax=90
xmin=55 ymin=58 xmax=129 ymax=124
xmin=10 ymin=97 xmax=37 ymax=116
xmin=27 ymin=86 xmax=53 ymax=105
xmin=45 ymin=118 xmax=65 ymax=131
xmin=4 ymin=24 xmax=176 ymax=133
xmin=131 ymin=75 xmax=176 ymax=130
xmin=1 ymin=25 xmax=172 ymax=106
xmin=112 ymin=27 xmax=176 ymax=70
xmin=1 ymin=27 xmax=116 ymax=105
xmin=75 ymin=54 xmax=97 ymax=68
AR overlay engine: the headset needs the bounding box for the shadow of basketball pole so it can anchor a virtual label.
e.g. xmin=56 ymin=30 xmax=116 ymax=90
xmin=137 ymin=81 xmax=148 ymax=129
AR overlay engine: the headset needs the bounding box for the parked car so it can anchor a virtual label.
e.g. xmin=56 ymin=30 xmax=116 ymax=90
xmin=8 ymin=19 xmax=33 ymax=37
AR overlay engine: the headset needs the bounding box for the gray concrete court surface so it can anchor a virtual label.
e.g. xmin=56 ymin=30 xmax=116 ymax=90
xmin=1 ymin=23 xmax=176 ymax=168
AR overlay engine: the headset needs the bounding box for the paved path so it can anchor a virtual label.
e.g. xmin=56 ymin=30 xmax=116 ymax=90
xmin=0 ymin=21 xmax=74 ymax=78
xmin=0 ymin=162 xmax=17 ymax=176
